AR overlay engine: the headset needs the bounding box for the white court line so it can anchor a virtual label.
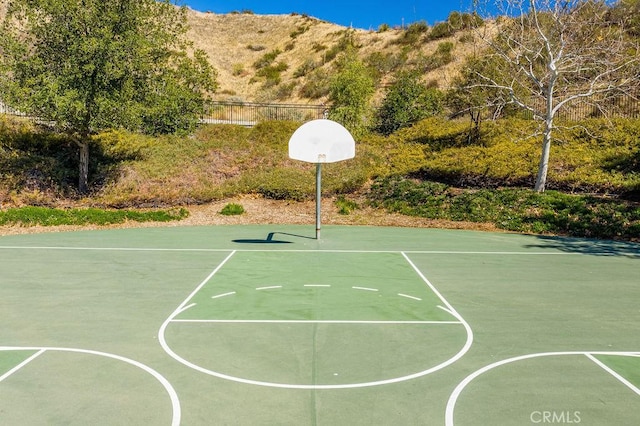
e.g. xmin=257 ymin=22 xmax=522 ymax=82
xmin=585 ymin=353 xmax=640 ymax=397
xmin=304 ymin=284 xmax=331 ymax=287
xmin=161 ymin=305 xmax=471 ymax=389
xmin=174 ymin=251 xmax=236 ymax=313
xmin=0 ymin=349 xmax=46 ymax=383
xmin=398 ymin=293 xmax=422 ymax=301
xmin=352 ymin=286 xmax=378 ymax=292
xmin=211 ymin=291 xmax=235 ymax=299
xmin=159 ymin=250 xmax=474 ymax=389
xmin=402 ymin=252 xmax=459 ymax=315
xmin=0 ymin=346 xmax=180 ymax=426
xmin=445 ymin=351 xmax=640 ymax=426
xmin=256 ymin=286 xmax=282 ymax=291
xmin=1 ymin=245 xmax=620 ymax=256
xmin=171 ymin=319 xmax=461 ymax=324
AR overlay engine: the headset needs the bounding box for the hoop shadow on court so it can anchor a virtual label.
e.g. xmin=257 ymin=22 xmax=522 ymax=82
xmin=232 ymin=231 xmax=315 ymax=244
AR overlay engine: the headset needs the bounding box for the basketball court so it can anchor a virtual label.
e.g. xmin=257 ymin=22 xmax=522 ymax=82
xmin=1 ymin=224 xmax=639 ymax=424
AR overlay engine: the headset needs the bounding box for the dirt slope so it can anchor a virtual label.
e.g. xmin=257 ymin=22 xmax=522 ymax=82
xmin=184 ymin=9 xmax=483 ymax=103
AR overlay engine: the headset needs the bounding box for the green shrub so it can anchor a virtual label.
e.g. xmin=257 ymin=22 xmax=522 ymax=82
xmin=253 ymin=49 xmax=281 ymax=69
xmin=94 ymin=130 xmax=154 ymax=161
xmin=299 ymin=69 xmax=332 ymax=99
xmin=220 ymin=203 xmax=245 ymax=215
xmin=256 ymin=62 xmax=288 ymax=85
xmin=335 ymin=196 xmax=359 ymax=215
xmin=365 ymin=51 xmax=407 ymax=77
xmin=0 ymin=206 xmax=188 ymax=226
xmin=323 ymin=32 xmax=358 ymax=64
xmin=256 ymin=168 xmax=314 ymax=201
xmin=293 ymin=59 xmax=318 ymax=78
xmin=273 ymin=82 xmax=297 ymax=100
xmin=232 ymin=63 xmax=245 ymax=76
xmin=419 ymin=41 xmax=454 ymax=71
xmin=328 ymin=50 xmax=375 ymax=138
xmin=395 ymin=21 xmax=429 ymax=45
xmin=367 ymin=176 xmax=640 ymax=239
xmin=375 ymin=71 xmax=443 ymax=135
xmin=429 ymin=22 xmax=453 ymax=40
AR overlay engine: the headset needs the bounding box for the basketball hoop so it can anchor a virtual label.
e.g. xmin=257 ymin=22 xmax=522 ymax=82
xmin=288 ymin=119 xmax=355 ymax=239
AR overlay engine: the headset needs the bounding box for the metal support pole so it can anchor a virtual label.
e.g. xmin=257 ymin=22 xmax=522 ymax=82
xmin=316 ymin=163 xmax=322 ymax=240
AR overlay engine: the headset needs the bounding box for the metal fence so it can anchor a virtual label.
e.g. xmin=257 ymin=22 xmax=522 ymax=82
xmin=515 ymin=94 xmax=640 ymax=121
xmin=201 ymin=102 xmax=328 ymax=126
xmin=0 ymin=101 xmax=27 ymax=117
xmin=1 ymin=100 xmax=328 ymax=126
xmin=3 ymin=97 xmax=638 ymax=127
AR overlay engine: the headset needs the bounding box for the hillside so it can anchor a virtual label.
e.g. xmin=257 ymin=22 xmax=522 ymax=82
xmin=184 ymin=9 xmax=480 ymax=104
xmin=0 ymin=3 xmax=484 ymax=104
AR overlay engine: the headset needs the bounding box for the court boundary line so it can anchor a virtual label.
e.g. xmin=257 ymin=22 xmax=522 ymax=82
xmin=445 ymin=351 xmax=640 ymax=426
xmin=3 ymin=245 xmax=635 ymax=256
xmin=0 ymin=346 xmax=180 ymax=426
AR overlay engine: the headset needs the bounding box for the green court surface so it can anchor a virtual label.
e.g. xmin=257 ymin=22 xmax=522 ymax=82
xmin=0 ymin=225 xmax=638 ymax=425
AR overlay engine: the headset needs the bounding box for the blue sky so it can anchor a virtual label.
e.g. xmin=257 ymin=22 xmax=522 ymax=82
xmin=179 ymin=1 xmax=483 ymax=30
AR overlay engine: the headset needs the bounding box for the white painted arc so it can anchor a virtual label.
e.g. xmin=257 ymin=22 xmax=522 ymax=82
xmin=0 ymin=346 xmax=181 ymax=426
xmin=159 ymin=303 xmax=473 ymax=390
xmin=445 ymin=351 xmax=640 ymax=426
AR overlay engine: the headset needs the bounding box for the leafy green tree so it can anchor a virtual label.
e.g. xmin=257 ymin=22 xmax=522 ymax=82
xmin=0 ymin=0 xmax=217 ymax=193
xmin=328 ymin=49 xmax=375 ymax=138
xmin=376 ymin=70 xmax=443 ymax=136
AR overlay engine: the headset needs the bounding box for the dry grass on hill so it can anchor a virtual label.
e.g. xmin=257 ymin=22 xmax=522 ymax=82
xmin=184 ymin=9 xmax=489 ymax=104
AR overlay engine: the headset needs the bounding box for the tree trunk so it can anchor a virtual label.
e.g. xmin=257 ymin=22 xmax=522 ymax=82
xmin=78 ymin=140 xmax=90 ymax=194
xmin=534 ymin=121 xmax=553 ymax=192
xmin=536 ymin=80 xmax=556 ymax=193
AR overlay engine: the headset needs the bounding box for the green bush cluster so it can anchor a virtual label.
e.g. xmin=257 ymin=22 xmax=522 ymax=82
xmin=420 ymin=42 xmax=454 ymax=71
xmin=298 ymin=69 xmax=331 ymax=99
xmin=220 ymin=203 xmax=245 ymax=215
xmin=365 ymin=51 xmax=407 ymax=77
xmin=253 ymin=49 xmax=282 ymax=70
xmin=429 ymin=22 xmax=454 ymax=40
xmin=0 ymin=206 xmax=188 ymax=226
xmin=94 ymin=130 xmax=154 ymax=161
xmin=375 ymin=71 xmax=443 ymax=135
xmin=368 ymin=176 xmax=640 ymax=239
xmin=255 ymin=62 xmax=288 ymax=87
xmin=429 ymin=12 xmax=484 ymax=40
xmin=395 ymin=21 xmax=429 ymax=45
xmin=323 ymin=32 xmax=359 ymax=64
xmin=335 ymin=196 xmax=359 ymax=215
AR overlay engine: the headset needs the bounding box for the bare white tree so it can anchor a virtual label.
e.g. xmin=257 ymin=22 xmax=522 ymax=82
xmin=469 ymin=0 xmax=639 ymax=192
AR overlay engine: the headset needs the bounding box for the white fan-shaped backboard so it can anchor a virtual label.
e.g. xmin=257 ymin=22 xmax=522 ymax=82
xmin=288 ymin=119 xmax=355 ymax=163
